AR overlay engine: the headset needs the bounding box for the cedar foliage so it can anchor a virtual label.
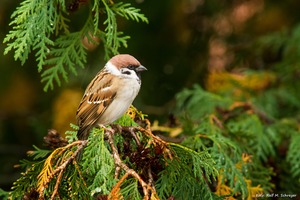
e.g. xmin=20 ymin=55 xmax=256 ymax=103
xmin=2 ymin=0 xmax=300 ymax=200
xmin=3 ymin=0 xmax=148 ymax=91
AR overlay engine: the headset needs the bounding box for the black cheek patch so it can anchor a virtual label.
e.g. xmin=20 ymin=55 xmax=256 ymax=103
xmin=122 ymin=70 xmax=131 ymax=75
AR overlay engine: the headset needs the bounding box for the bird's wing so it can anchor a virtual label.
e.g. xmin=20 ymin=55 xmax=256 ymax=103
xmin=76 ymin=71 xmax=117 ymax=139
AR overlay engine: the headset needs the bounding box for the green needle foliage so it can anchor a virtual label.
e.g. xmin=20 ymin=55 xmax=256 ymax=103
xmin=175 ymin=85 xmax=275 ymax=198
xmin=82 ymin=128 xmax=116 ymax=196
xmin=1 ymin=80 xmax=287 ymax=200
xmin=156 ymin=143 xmax=218 ymax=199
xmin=3 ymin=0 xmax=148 ymax=91
xmin=174 ymin=79 xmax=300 ymax=198
xmin=0 ymin=95 xmax=284 ymax=200
xmin=0 ymin=113 xmax=220 ymax=199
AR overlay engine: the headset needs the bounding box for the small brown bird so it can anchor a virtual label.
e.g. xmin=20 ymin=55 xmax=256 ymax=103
xmin=76 ymin=54 xmax=147 ymax=139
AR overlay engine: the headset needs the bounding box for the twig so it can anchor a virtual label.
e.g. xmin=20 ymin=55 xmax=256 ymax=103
xmin=105 ymin=130 xmax=156 ymax=200
xmin=114 ymin=166 xmax=120 ymax=179
xmin=111 ymin=123 xmax=173 ymax=165
xmin=148 ymin=167 xmax=155 ymax=192
xmin=135 ymin=126 xmax=173 ymax=160
xmin=50 ymin=140 xmax=88 ymax=179
xmin=122 ymin=126 xmax=141 ymax=146
xmin=50 ymin=168 xmax=64 ymax=200
xmin=39 ymin=140 xmax=88 ymax=199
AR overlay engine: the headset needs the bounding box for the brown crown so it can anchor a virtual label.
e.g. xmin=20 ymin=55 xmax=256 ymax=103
xmin=109 ymin=54 xmax=141 ymax=69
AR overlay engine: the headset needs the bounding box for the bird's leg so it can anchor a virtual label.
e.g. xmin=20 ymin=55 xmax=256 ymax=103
xmin=95 ymin=124 xmax=116 ymax=136
xmin=95 ymin=124 xmax=106 ymax=130
xmin=110 ymin=124 xmax=123 ymax=134
xmin=122 ymin=126 xmax=141 ymax=146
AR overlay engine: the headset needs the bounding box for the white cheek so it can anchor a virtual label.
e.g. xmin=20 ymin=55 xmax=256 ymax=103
xmin=105 ymin=61 xmax=121 ymax=75
xmin=119 ymin=68 xmax=140 ymax=81
xmin=124 ymin=70 xmax=139 ymax=80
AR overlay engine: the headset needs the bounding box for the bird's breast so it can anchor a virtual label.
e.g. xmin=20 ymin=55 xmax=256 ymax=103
xmin=97 ymin=78 xmax=141 ymax=125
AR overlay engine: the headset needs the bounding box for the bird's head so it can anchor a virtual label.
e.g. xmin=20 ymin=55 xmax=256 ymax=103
xmin=105 ymin=54 xmax=147 ymax=80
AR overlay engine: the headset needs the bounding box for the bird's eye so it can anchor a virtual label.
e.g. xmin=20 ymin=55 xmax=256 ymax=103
xmin=127 ymin=65 xmax=136 ymax=70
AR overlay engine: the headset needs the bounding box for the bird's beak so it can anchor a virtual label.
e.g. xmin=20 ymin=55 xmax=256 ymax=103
xmin=136 ymin=65 xmax=147 ymax=72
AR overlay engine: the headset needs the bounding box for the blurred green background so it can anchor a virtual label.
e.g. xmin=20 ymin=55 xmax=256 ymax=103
xmin=1 ymin=0 xmax=300 ymax=191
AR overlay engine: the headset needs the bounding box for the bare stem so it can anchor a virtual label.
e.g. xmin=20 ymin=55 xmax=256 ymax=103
xmin=105 ymin=130 xmax=156 ymax=200
xmin=39 ymin=140 xmax=88 ymax=200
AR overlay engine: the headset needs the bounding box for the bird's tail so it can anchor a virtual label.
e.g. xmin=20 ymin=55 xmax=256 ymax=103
xmin=76 ymin=126 xmax=89 ymax=161
xmin=77 ymin=126 xmax=90 ymax=140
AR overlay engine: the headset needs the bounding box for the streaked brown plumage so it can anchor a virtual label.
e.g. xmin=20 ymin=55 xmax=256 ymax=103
xmin=76 ymin=54 xmax=147 ymax=139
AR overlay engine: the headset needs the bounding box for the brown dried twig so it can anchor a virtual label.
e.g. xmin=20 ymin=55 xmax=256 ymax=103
xmin=112 ymin=120 xmax=173 ymax=160
xmin=105 ymin=130 xmax=158 ymax=200
xmin=50 ymin=168 xmax=64 ymax=200
xmin=135 ymin=126 xmax=173 ymax=160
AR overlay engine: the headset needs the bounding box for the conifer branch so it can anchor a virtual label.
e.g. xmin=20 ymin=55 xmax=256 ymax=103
xmin=4 ymin=0 xmax=148 ymax=91
xmin=38 ymin=140 xmax=88 ymax=199
xmin=5 ymin=102 xmax=279 ymax=199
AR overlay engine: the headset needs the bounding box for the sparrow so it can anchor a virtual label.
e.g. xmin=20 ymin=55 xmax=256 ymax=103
xmin=76 ymin=54 xmax=147 ymax=140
